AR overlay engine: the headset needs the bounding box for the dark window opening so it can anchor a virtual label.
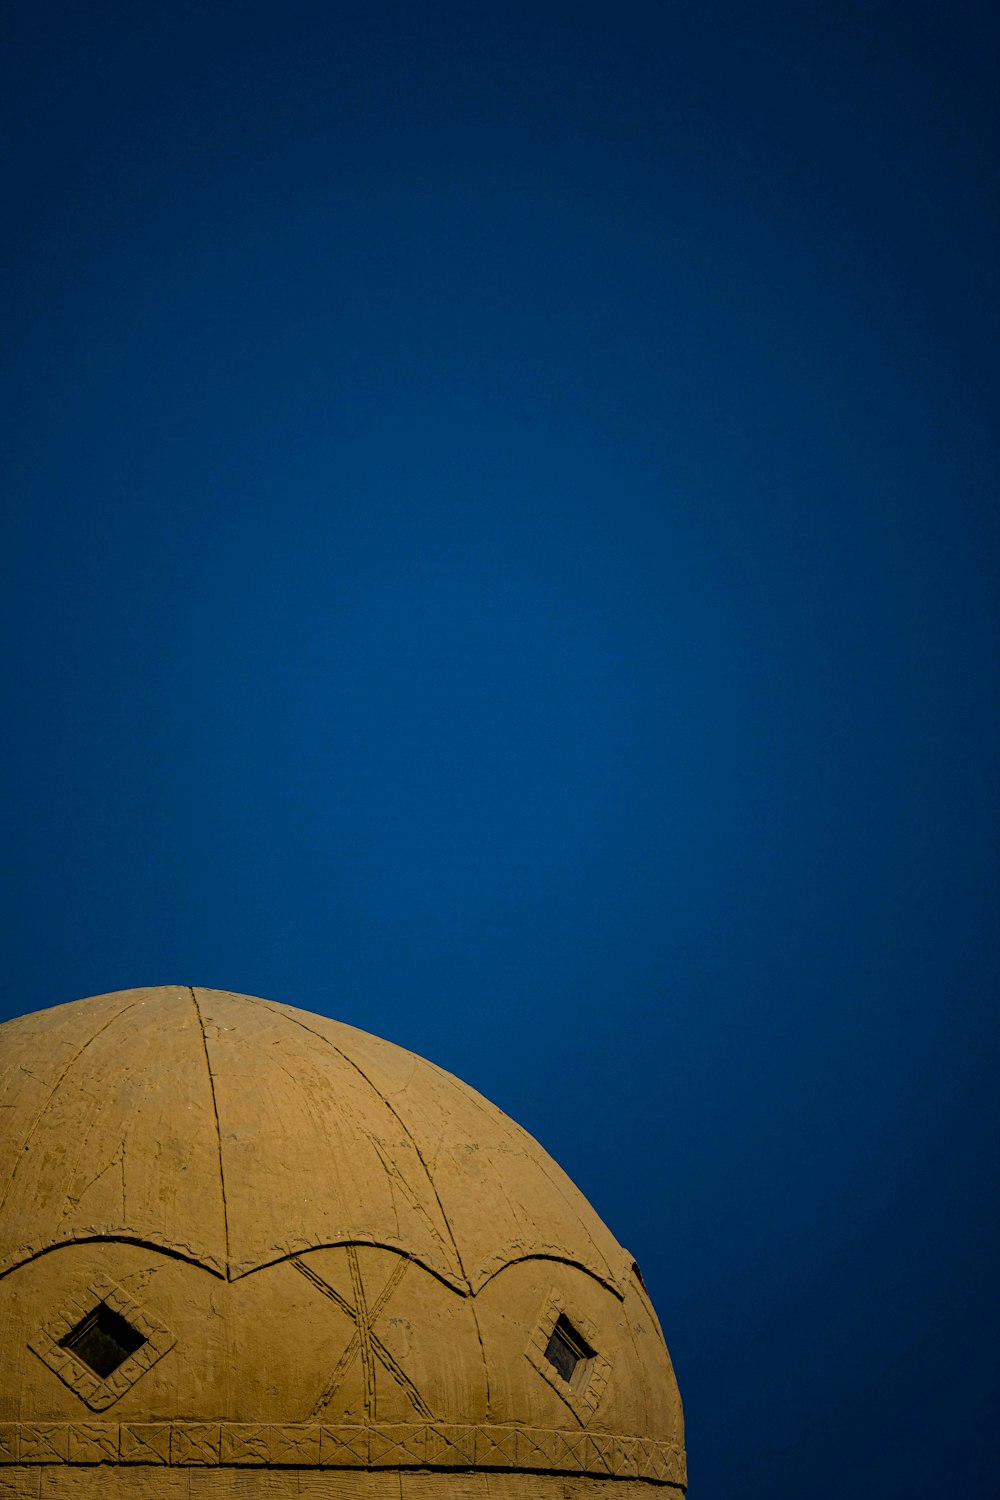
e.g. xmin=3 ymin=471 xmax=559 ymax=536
xmin=544 ymin=1313 xmax=595 ymax=1389
xmin=59 ymin=1302 xmax=146 ymax=1379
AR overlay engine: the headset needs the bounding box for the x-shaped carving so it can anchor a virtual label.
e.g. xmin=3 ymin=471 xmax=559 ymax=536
xmin=292 ymin=1248 xmax=431 ymax=1420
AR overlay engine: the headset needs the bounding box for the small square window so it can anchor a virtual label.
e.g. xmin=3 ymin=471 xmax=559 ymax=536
xmin=544 ymin=1312 xmax=594 ymax=1390
xmin=59 ymin=1302 xmax=147 ymax=1378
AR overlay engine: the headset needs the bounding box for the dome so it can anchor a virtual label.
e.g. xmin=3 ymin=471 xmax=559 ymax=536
xmin=0 ymin=986 xmax=685 ymax=1497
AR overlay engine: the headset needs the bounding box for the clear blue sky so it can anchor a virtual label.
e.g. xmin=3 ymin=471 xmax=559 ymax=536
xmin=2 ymin=3 xmax=997 ymax=1494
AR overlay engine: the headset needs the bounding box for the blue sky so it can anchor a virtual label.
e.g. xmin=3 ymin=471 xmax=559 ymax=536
xmin=2 ymin=3 xmax=998 ymax=1494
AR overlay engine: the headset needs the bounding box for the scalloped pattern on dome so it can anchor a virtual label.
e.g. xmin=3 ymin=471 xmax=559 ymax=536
xmin=0 ymin=987 xmax=630 ymax=1294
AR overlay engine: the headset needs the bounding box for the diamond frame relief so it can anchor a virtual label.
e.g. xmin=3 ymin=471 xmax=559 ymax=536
xmin=28 ymin=1274 xmax=176 ymax=1411
xmin=525 ymin=1289 xmax=613 ymax=1422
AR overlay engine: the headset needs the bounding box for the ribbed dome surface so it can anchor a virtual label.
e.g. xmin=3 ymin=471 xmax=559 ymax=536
xmin=0 ymin=986 xmax=629 ymax=1291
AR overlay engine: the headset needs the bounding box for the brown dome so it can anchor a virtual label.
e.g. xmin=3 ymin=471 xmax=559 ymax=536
xmin=0 ymin=986 xmax=685 ymax=1498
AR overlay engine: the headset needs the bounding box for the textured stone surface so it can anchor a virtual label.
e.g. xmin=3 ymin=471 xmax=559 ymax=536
xmin=3 ymin=1473 xmax=684 ymax=1498
xmin=0 ymin=988 xmax=685 ymax=1492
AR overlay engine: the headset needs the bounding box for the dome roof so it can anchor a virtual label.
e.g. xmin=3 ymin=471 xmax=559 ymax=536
xmin=0 ymin=987 xmax=685 ymax=1496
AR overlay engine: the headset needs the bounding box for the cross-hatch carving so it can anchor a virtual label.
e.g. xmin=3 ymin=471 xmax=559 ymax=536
xmin=292 ymin=1249 xmax=431 ymax=1420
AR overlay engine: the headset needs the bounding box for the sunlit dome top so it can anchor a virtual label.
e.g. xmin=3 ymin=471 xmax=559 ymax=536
xmin=1 ymin=986 xmax=633 ymax=1290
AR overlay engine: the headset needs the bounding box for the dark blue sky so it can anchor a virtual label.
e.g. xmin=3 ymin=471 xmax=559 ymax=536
xmin=2 ymin=3 xmax=998 ymax=1494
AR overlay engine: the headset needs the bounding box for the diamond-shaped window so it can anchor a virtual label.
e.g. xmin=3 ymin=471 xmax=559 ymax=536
xmin=544 ymin=1312 xmax=594 ymax=1389
xmin=59 ymin=1301 xmax=146 ymax=1378
xmin=526 ymin=1291 xmax=613 ymax=1421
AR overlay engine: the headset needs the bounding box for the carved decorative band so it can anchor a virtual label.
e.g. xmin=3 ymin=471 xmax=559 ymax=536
xmin=0 ymin=1422 xmax=685 ymax=1485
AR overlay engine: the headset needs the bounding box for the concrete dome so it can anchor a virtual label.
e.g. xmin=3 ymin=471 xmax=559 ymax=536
xmin=0 ymin=986 xmax=685 ymax=1498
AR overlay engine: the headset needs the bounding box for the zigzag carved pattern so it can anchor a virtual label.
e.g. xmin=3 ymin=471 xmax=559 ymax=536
xmin=0 ymin=1421 xmax=685 ymax=1486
